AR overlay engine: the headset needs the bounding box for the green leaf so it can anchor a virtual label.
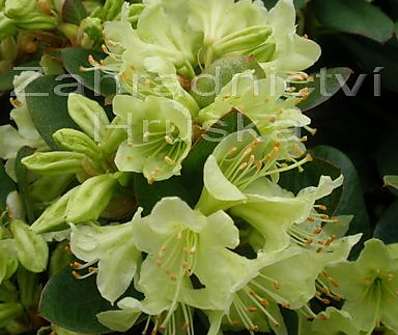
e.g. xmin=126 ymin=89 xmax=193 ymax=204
xmin=262 ymin=0 xmax=308 ymax=10
xmin=62 ymin=48 xmax=117 ymax=97
xmin=134 ymin=174 xmax=193 ymax=215
xmin=0 ymin=162 xmax=15 ymax=212
xmin=374 ymin=200 xmax=398 ymax=244
xmin=25 ymin=75 xmax=78 ymax=149
xmin=15 ymin=147 xmax=36 ymax=224
xmin=377 ymin=134 xmax=398 ymax=178
xmin=384 ymin=175 xmax=398 ymax=190
xmin=62 ymin=0 xmax=88 ymax=25
xmin=40 ymin=267 xmax=143 ymax=334
xmin=311 ymin=146 xmax=371 ymax=238
xmin=279 ymin=148 xmax=342 ymax=215
xmin=339 ymin=35 xmax=398 ymax=92
xmin=39 ymin=268 xmax=113 ymax=334
xmin=312 ymin=0 xmax=394 ymax=43
xmin=377 ymin=134 xmax=398 ymax=196
xmin=395 ymin=21 xmax=398 ymax=38
xmin=298 ymin=68 xmax=352 ymax=112
xmin=0 ymin=61 xmax=40 ymax=92
xmin=279 ymin=146 xmax=371 ymax=244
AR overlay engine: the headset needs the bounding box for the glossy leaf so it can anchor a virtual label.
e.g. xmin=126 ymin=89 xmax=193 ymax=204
xmin=134 ymin=174 xmax=193 ymax=215
xmin=0 ymin=61 xmax=40 ymax=92
xmin=15 ymin=147 xmax=36 ymax=224
xmin=40 ymin=267 xmax=143 ymax=334
xmin=298 ymin=67 xmax=352 ymax=112
xmin=40 ymin=268 xmax=114 ymax=334
xmin=25 ymin=75 xmax=78 ymax=149
xmin=313 ymin=0 xmax=394 ymax=43
xmin=262 ymin=0 xmax=307 ymax=10
xmin=280 ymin=145 xmax=371 ymax=244
xmin=377 ymin=134 xmax=398 ymax=179
xmin=62 ymin=0 xmax=88 ymax=25
xmin=0 ymin=162 xmax=15 ymax=212
xmin=62 ymin=48 xmax=117 ymax=97
xmin=374 ymin=200 xmax=398 ymax=244
xmin=313 ymin=146 xmax=371 ymax=245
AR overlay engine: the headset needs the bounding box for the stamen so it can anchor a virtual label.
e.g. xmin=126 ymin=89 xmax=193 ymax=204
xmin=264 ymin=154 xmax=312 ymax=177
xmin=72 ymin=266 xmax=97 ymax=280
xmin=70 ymin=259 xmax=98 ymax=270
xmin=298 ymin=305 xmax=317 ymax=320
xmin=249 ymin=280 xmax=290 ymax=308
xmin=143 ymin=316 xmax=152 ymax=335
xmin=165 ymin=135 xmax=174 ymax=144
xmin=242 ymin=288 xmax=280 ymax=326
xmin=314 ymin=204 xmax=328 ymax=211
xmin=164 ymin=156 xmax=176 ymax=165
xmin=304 ymin=126 xmax=317 ymax=136
xmin=233 ymin=296 xmax=258 ymax=334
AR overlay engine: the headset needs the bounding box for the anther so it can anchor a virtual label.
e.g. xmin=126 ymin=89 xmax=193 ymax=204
xmin=226 ymin=146 xmax=238 ymax=157
xmin=313 ymin=227 xmax=323 ymax=235
xmin=239 ymin=162 xmax=248 ymax=170
xmin=70 ymin=261 xmax=83 ymax=269
xmin=10 ymin=98 xmax=22 ymax=108
xmin=318 ymin=314 xmax=328 ymax=321
xmin=165 ymin=135 xmax=174 ymax=144
xmin=298 ymin=87 xmax=310 ymax=98
xmin=273 ymin=281 xmax=280 ymax=290
xmin=88 ymin=55 xmax=97 ymax=66
xmin=315 ymin=204 xmax=328 ymax=211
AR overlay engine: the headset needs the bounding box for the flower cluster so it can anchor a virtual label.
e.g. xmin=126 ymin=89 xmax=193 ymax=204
xmin=0 ymin=1 xmax=397 ymax=335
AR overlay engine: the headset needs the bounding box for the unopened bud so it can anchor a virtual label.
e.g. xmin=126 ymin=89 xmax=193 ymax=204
xmin=22 ymin=151 xmax=86 ymax=175
xmin=10 ymin=220 xmax=49 ymax=272
xmin=31 ymin=188 xmax=77 ymax=234
xmin=68 ymin=93 xmax=110 ymax=142
xmin=53 ymin=128 xmax=100 ymax=160
xmin=66 ymin=174 xmax=118 ymax=223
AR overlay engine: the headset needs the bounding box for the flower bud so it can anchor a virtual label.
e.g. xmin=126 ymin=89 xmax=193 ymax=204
xmin=0 ymin=240 xmax=18 ymax=284
xmin=31 ymin=188 xmax=77 ymax=234
xmin=128 ymin=3 xmax=144 ymax=26
xmin=245 ymin=41 xmax=276 ymax=63
xmin=0 ymin=42 xmax=16 ymax=65
xmin=5 ymin=0 xmax=58 ymax=31
xmin=93 ymin=0 xmax=124 ymax=21
xmin=212 ymin=26 xmax=272 ymax=57
xmin=99 ymin=116 xmax=127 ymax=157
xmin=66 ymin=174 xmax=118 ymax=223
xmin=0 ymin=303 xmax=23 ymax=326
xmin=0 ymin=13 xmax=16 ymax=40
xmin=58 ymin=22 xmax=79 ymax=44
xmin=30 ymin=174 xmax=74 ymax=203
xmin=53 ymin=128 xmax=101 ymax=161
xmin=10 ymin=220 xmax=49 ymax=273
xmin=6 ymin=191 xmax=25 ymax=221
xmin=16 ymin=267 xmax=39 ymax=308
xmin=22 ymin=151 xmax=86 ymax=176
xmin=67 ymin=94 xmax=110 ymax=142
xmin=191 ymin=55 xmax=265 ymax=108
xmin=5 ymin=0 xmax=36 ymax=20
xmin=0 ymin=37 xmax=17 ymax=64
xmin=77 ymin=17 xmax=102 ymax=49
